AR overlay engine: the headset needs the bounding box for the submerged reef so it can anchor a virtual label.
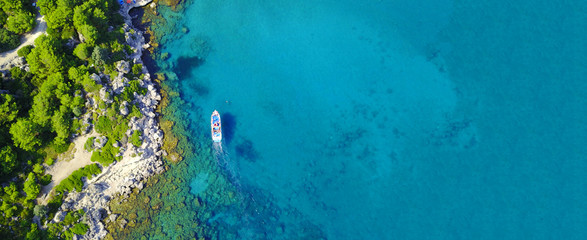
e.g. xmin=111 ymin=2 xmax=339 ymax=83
xmin=104 ymin=1 xmax=326 ymax=239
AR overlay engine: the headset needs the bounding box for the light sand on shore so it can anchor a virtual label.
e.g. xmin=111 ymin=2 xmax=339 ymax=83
xmin=0 ymin=15 xmax=47 ymax=70
xmin=38 ymin=131 xmax=99 ymax=204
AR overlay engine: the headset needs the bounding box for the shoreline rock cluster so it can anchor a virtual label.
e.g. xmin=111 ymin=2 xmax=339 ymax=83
xmin=46 ymin=1 xmax=164 ymax=239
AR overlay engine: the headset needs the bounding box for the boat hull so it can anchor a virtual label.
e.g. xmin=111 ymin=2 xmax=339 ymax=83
xmin=211 ymin=110 xmax=222 ymax=142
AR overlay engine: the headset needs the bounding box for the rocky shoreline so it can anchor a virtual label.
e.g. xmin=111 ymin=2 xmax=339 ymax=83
xmin=45 ymin=1 xmax=166 ymax=239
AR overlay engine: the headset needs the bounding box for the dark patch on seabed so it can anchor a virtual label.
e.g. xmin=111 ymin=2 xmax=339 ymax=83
xmin=173 ymin=56 xmax=205 ymax=79
xmin=174 ymin=56 xmax=210 ymax=96
xmin=221 ymin=112 xmax=236 ymax=145
xmin=235 ymin=139 xmax=259 ymax=162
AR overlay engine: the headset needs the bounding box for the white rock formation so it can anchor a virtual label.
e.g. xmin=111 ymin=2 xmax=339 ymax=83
xmin=50 ymin=1 xmax=167 ymax=239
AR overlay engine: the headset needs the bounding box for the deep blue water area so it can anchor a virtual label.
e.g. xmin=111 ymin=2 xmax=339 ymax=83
xmin=153 ymin=0 xmax=586 ymax=239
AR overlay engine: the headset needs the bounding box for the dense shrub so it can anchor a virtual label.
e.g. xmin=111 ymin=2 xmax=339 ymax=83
xmin=91 ymin=46 xmax=109 ymax=66
xmin=23 ymin=173 xmax=40 ymax=199
xmin=17 ymin=45 xmax=33 ymax=57
xmin=40 ymin=174 xmax=52 ymax=186
xmin=68 ymin=65 xmax=101 ymax=92
xmin=94 ymin=116 xmax=112 ymax=134
xmin=54 ymin=164 xmax=101 ymax=194
xmin=73 ymin=43 xmax=92 ymax=60
xmin=0 ymin=28 xmax=19 ymax=52
xmin=33 ymin=205 xmax=48 ymax=218
xmin=84 ymin=137 xmax=96 ymax=151
xmin=0 ymin=146 xmax=17 ymax=174
xmin=132 ymin=63 xmax=142 ymax=76
xmin=90 ymin=138 xmax=119 ymax=166
xmin=71 ymin=223 xmax=89 ymax=235
xmin=45 ymin=158 xmax=55 ymax=166
xmin=32 ymin=163 xmax=44 ymax=175
xmin=5 ymin=10 xmax=35 ymax=34
xmin=130 ymin=130 xmax=142 ymax=147
xmin=120 ymin=80 xmax=147 ymax=102
xmin=10 ymin=118 xmax=41 ymax=151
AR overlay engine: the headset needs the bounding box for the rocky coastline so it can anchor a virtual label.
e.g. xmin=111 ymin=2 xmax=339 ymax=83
xmin=45 ymin=1 xmax=166 ymax=239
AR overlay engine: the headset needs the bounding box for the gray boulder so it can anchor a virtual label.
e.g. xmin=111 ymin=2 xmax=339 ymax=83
xmin=116 ymin=60 xmax=131 ymax=74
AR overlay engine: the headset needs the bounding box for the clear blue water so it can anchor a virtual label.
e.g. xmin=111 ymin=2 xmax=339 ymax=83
xmin=154 ymin=0 xmax=586 ymax=239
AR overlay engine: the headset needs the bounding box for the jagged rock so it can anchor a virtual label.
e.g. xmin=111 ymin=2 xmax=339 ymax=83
xmin=99 ymin=87 xmax=113 ymax=104
xmin=119 ymin=218 xmax=128 ymax=229
xmin=116 ymin=60 xmax=130 ymax=74
xmin=112 ymin=75 xmax=128 ymax=94
xmin=95 ymin=136 xmax=108 ymax=149
xmin=120 ymin=101 xmax=129 ymax=116
xmin=53 ymin=211 xmax=66 ymax=222
xmin=61 ymin=200 xmax=75 ymax=211
xmin=90 ymin=73 xmax=101 ymax=84
xmin=54 ymin=2 xmax=171 ymax=239
xmin=109 ymin=214 xmax=118 ymax=222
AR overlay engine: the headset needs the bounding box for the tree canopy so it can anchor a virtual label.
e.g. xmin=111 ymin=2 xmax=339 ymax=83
xmin=5 ymin=10 xmax=35 ymax=34
xmin=0 ymin=0 xmax=37 ymax=52
xmin=26 ymin=35 xmax=69 ymax=78
xmin=0 ymin=28 xmax=19 ymax=51
xmin=23 ymin=172 xmax=40 ymax=200
xmin=0 ymin=146 xmax=17 ymax=174
xmin=9 ymin=118 xmax=41 ymax=151
xmin=0 ymin=94 xmax=18 ymax=125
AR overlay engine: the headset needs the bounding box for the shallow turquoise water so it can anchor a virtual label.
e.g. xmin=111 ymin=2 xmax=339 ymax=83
xmin=154 ymin=0 xmax=586 ymax=239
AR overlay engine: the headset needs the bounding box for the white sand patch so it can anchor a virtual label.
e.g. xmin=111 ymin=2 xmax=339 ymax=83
xmin=0 ymin=15 xmax=47 ymax=70
xmin=38 ymin=131 xmax=100 ymax=204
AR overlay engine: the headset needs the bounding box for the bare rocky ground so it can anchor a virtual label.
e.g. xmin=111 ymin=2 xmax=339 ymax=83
xmin=30 ymin=1 xmax=165 ymax=239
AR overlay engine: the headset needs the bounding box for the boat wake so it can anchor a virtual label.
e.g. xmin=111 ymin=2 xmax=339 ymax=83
xmin=213 ymin=142 xmax=240 ymax=186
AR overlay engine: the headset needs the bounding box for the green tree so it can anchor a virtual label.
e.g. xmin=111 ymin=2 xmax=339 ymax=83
xmin=0 ymin=146 xmax=17 ymax=174
xmin=0 ymin=9 xmax=7 ymax=26
xmin=31 ymin=91 xmax=55 ymax=126
xmin=0 ymin=201 xmax=17 ymax=218
xmin=23 ymin=172 xmax=40 ymax=199
xmin=9 ymin=118 xmax=41 ymax=151
xmin=0 ymin=28 xmax=19 ymax=52
xmin=78 ymin=24 xmax=98 ymax=45
xmin=5 ymin=10 xmax=35 ymax=34
xmin=26 ymin=35 xmax=66 ymax=78
xmin=0 ymin=94 xmax=18 ymax=125
xmin=3 ymin=182 xmax=19 ymax=201
xmin=30 ymin=72 xmax=69 ymax=126
xmin=33 ymin=205 xmax=48 ymax=218
xmin=16 ymin=45 xmax=33 ymax=57
xmin=25 ymin=223 xmax=41 ymax=240
xmin=69 ymin=65 xmax=100 ymax=92
xmin=51 ymin=107 xmax=72 ymax=146
xmin=33 ymin=163 xmax=44 ymax=175
xmin=37 ymin=0 xmax=57 ymax=16
xmin=91 ymin=45 xmax=108 ymax=66
xmin=0 ymin=0 xmax=23 ymax=13
xmin=130 ymin=130 xmax=142 ymax=147
xmin=73 ymin=43 xmax=92 ymax=60
xmin=45 ymin=3 xmax=73 ymax=30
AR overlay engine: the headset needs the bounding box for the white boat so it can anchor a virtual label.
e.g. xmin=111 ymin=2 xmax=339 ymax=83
xmin=211 ymin=110 xmax=222 ymax=142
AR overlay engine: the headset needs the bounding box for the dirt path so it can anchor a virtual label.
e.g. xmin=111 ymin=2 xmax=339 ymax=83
xmin=0 ymin=14 xmax=47 ymax=70
xmin=38 ymin=131 xmax=99 ymax=204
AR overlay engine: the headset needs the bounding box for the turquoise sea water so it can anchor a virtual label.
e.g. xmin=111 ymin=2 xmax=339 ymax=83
xmin=150 ymin=0 xmax=586 ymax=239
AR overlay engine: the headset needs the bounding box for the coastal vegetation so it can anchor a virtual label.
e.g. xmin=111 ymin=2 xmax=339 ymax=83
xmin=0 ymin=0 xmax=36 ymax=51
xmin=54 ymin=164 xmax=101 ymax=194
xmin=0 ymin=0 xmax=152 ymax=238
